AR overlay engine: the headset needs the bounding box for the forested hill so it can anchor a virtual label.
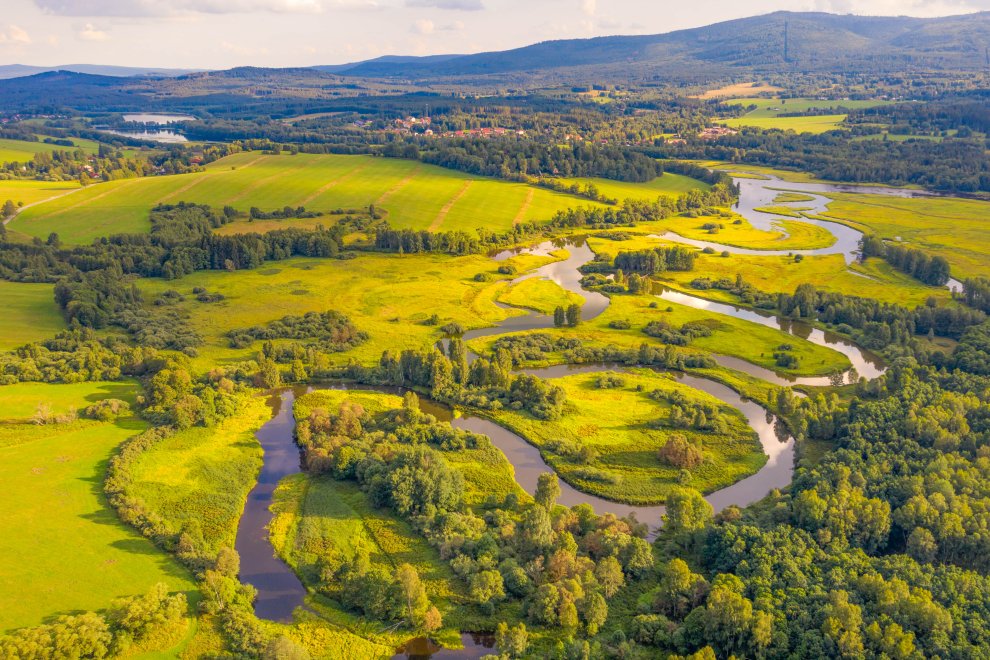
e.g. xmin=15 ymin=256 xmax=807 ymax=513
xmin=323 ymin=11 xmax=990 ymax=79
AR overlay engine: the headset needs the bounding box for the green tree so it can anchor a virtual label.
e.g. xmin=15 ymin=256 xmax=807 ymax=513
xmin=566 ymin=303 xmax=582 ymax=327
xmin=535 ymin=472 xmax=561 ymax=511
xmin=554 ymin=305 xmax=566 ymax=327
xmin=469 ymin=569 xmax=506 ymax=604
xmin=1 ymin=199 xmax=15 ymax=218
xmin=392 ymin=563 xmax=432 ymax=629
xmin=495 ymin=621 xmax=529 ymax=658
xmin=583 ymin=592 xmax=608 ymax=635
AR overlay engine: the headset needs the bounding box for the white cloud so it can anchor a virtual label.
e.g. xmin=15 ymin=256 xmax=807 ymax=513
xmin=581 ymin=0 xmax=596 ymax=17
xmin=33 ymin=0 xmax=378 ymax=17
xmin=0 ymin=24 xmax=32 ymax=45
xmin=406 ymin=0 xmax=484 ymax=9
xmin=78 ymin=22 xmax=109 ymax=41
xmin=412 ymin=18 xmax=435 ymax=33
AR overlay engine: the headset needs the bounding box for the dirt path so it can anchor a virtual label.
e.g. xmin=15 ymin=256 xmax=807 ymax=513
xmin=513 ymin=188 xmax=535 ymax=225
xmin=428 ymin=180 xmax=473 ymax=232
xmin=3 ymin=186 xmax=86 ymax=226
xmin=375 ymin=164 xmax=422 ymax=206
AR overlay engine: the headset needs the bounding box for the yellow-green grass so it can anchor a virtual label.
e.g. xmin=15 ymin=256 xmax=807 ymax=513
xmin=0 ymin=179 xmax=80 ymax=207
xmin=125 ymin=393 xmax=268 ymax=552
xmin=721 ymin=114 xmax=849 ymax=134
xmin=0 ymin=137 xmax=100 ymax=164
xmin=772 ymin=192 xmax=816 ymax=203
xmin=0 ymin=281 xmax=65 ymax=350
xmin=135 ymin=251 xmax=562 ymax=373
xmin=489 ymin=369 xmax=765 ymax=504
xmin=498 ymin=276 xmax=584 ymax=314
xmin=553 ymin=173 xmax=708 ymax=203
xmin=752 ymin=205 xmax=813 ymax=218
xmin=657 ymin=215 xmax=835 ymax=251
xmin=473 ymin=290 xmax=850 ymax=378
xmin=720 ymin=97 xmax=890 ymax=133
xmin=822 ymin=193 xmax=990 ymax=280
xmin=11 ymin=152 xmax=616 ymax=244
xmin=656 ymin=250 xmax=950 ymax=308
xmin=0 ymin=381 xmax=196 ymax=633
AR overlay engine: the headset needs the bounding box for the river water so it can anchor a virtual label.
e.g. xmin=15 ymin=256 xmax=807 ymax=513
xmin=234 ymin=173 xmax=905 ymax=656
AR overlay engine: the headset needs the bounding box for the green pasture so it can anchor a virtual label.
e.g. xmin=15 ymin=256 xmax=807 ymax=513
xmin=554 ymin=172 xmax=708 ymax=203
xmin=10 ymin=152 xmax=646 ymax=244
xmin=0 ymin=179 xmax=80 ymax=209
xmin=0 ymin=281 xmax=65 ymax=351
xmin=822 ymin=192 xmax=990 ymax=281
xmin=0 ymin=136 xmax=100 ymax=164
xmin=489 ymin=369 xmax=765 ymax=504
xmin=0 ymin=381 xmax=196 ymax=633
xmin=719 ymin=97 xmax=890 ymax=134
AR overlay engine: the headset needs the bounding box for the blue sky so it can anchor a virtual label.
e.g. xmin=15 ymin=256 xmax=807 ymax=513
xmin=0 ymin=0 xmax=986 ymax=68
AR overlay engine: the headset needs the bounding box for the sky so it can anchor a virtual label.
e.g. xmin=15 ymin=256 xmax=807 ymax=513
xmin=0 ymin=0 xmax=987 ymax=69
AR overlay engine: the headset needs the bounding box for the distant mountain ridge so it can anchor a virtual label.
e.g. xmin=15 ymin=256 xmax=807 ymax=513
xmin=0 ymin=64 xmax=202 ymax=80
xmin=322 ymin=11 xmax=990 ymax=79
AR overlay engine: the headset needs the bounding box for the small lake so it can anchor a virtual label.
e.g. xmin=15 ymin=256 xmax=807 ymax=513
xmin=121 ymin=113 xmax=195 ymax=124
xmin=102 ymin=129 xmax=189 ymax=144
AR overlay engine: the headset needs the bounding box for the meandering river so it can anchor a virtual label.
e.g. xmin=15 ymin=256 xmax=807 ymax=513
xmin=234 ymin=172 xmax=910 ymax=656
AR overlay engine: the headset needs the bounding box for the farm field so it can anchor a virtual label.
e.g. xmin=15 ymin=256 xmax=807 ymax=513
xmin=0 ymin=381 xmax=196 ymax=634
xmin=821 ymin=192 xmax=990 ymax=281
xmin=692 ymin=82 xmax=783 ymax=99
xmin=0 ymin=281 xmax=64 ymax=351
xmin=554 ymin=172 xmax=707 ymax=202
xmin=7 ymin=152 xmax=683 ymax=244
xmin=136 ymin=250 xmax=562 ymax=372
xmin=0 ymin=136 xmax=101 ymax=164
xmin=719 ymin=97 xmax=891 ymax=133
xmin=0 ymin=179 xmax=80 ymax=208
xmin=489 ymin=369 xmax=765 ymax=504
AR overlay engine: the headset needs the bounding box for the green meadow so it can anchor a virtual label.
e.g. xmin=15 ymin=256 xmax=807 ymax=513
xmin=136 ymin=250 xmax=567 ymax=372
xmin=124 ymin=394 xmax=268 ymax=553
xmin=489 ymin=369 xmax=765 ymax=504
xmin=0 ymin=179 xmax=80 ymax=208
xmin=498 ymin=275 xmax=585 ymax=314
xmin=0 ymin=381 xmax=196 ymax=633
xmin=0 ymin=136 xmax=101 ymax=164
xmin=0 ymin=281 xmax=65 ymax=351
xmin=555 ymin=172 xmax=707 ymax=202
xmin=626 ymin=214 xmax=836 ymax=251
xmin=720 ymin=97 xmax=890 ymax=134
xmin=822 ymin=192 xmax=990 ymax=280
xmin=9 ymin=152 xmax=643 ymax=244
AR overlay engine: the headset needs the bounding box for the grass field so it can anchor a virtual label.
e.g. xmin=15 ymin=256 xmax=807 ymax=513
xmin=489 ymin=369 xmax=765 ymax=504
xmin=720 ymin=97 xmax=890 ymax=134
xmin=0 ymin=136 xmax=101 ymax=164
xmin=554 ymin=173 xmax=707 ymax=203
xmin=0 ymin=381 xmax=196 ymax=633
xmin=631 ymin=214 xmax=836 ymax=251
xmin=692 ymin=82 xmax=782 ymax=99
xmin=0 ymin=179 xmax=81 ymax=208
xmin=125 ymin=393 xmax=268 ymax=553
xmin=822 ymin=192 xmax=990 ymax=280
xmin=137 ymin=250 xmax=566 ymax=372
xmin=0 ymin=281 xmax=64 ymax=351
xmin=10 ymin=152 xmax=656 ymax=244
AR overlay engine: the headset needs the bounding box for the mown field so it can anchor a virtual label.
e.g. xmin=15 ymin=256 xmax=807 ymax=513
xmin=822 ymin=192 xmax=990 ymax=281
xmin=9 ymin=152 xmax=673 ymax=244
xmin=490 ymin=369 xmax=765 ymax=504
xmin=0 ymin=381 xmax=196 ymax=633
xmin=720 ymin=97 xmax=890 ymax=134
xmin=0 ymin=179 xmax=80 ymax=208
xmin=0 ymin=136 xmax=101 ymax=164
xmin=0 ymin=281 xmax=64 ymax=351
